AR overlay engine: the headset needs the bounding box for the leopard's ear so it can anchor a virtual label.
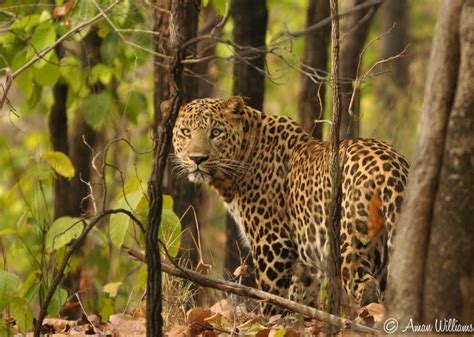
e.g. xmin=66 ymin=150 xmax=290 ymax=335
xmin=223 ymin=96 xmax=245 ymax=115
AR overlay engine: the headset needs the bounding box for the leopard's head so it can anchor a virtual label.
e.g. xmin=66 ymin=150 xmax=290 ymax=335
xmin=172 ymin=96 xmax=247 ymax=184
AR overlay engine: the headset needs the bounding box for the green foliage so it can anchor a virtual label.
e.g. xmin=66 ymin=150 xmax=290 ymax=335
xmin=9 ymin=297 xmax=33 ymax=334
xmin=42 ymin=151 xmax=75 ymax=178
xmin=45 ymin=216 xmax=84 ymax=252
xmin=109 ymin=181 xmax=182 ymax=258
xmin=47 ymin=288 xmax=68 ymax=317
xmin=0 ymin=271 xmax=20 ymax=310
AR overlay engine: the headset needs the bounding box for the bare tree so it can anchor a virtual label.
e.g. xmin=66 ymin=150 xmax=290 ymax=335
xmin=298 ymin=0 xmax=330 ymax=139
xmin=339 ymin=0 xmax=380 ymax=139
xmin=387 ymin=0 xmax=473 ymax=326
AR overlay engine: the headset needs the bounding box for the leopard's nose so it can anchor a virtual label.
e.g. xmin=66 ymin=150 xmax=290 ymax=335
xmin=189 ymin=155 xmax=209 ymax=165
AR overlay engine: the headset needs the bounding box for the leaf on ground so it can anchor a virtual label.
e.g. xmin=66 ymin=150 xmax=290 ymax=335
xmin=109 ymin=313 xmax=146 ymax=335
xmin=355 ymin=302 xmax=385 ymax=327
xmin=210 ymin=299 xmax=232 ymax=319
xmin=187 ymin=307 xmax=213 ymax=325
xmin=168 ymin=324 xmax=192 ymax=337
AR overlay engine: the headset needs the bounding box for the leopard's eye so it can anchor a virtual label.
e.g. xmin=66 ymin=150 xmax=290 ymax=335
xmin=210 ymin=128 xmax=222 ymax=139
xmin=181 ymin=128 xmax=191 ymax=137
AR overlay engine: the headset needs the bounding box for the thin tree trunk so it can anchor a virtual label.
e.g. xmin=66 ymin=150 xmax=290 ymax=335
xmin=225 ymin=0 xmax=268 ymax=287
xmin=387 ymin=0 xmax=463 ymax=325
xmin=49 ymin=79 xmax=71 ymax=218
xmin=298 ymin=0 xmax=330 ymax=139
xmin=327 ymin=0 xmax=342 ymax=330
xmin=423 ymin=0 xmax=474 ymax=323
xmin=339 ymin=0 xmax=379 ymax=139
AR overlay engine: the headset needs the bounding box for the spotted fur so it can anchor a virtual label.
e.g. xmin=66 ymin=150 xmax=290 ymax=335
xmin=172 ymin=97 xmax=409 ymax=314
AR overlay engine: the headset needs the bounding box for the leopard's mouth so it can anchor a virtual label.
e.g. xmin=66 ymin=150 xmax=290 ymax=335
xmin=188 ymin=168 xmax=212 ymax=183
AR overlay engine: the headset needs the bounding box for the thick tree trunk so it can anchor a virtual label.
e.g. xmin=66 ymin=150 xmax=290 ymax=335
xmin=423 ymin=0 xmax=474 ymax=323
xmin=298 ymin=0 xmax=330 ymax=139
xmin=339 ymin=0 xmax=379 ymax=139
xmin=225 ymin=0 xmax=267 ymax=286
xmin=166 ymin=1 xmax=202 ymax=271
xmin=387 ymin=0 xmax=463 ymax=325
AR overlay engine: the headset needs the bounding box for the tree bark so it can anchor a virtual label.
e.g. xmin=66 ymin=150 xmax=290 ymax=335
xmin=49 ymin=77 xmax=71 ymax=218
xmin=379 ymin=0 xmax=408 ymax=89
xmin=339 ymin=0 xmax=379 ymax=139
xmin=327 ymin=0 xmax=342 ymax=327
xmin=423 ymin=0 xmax=474 ymax=323
xmin=225 ymin=0 xmax=268 ymax=287
xmin=298 ymin=0 xmax=330 ymax=139
xmin=166 ymin=0 xmax=202 ymax=272
xmin=387 ymin=0 xmax=463 ymax=325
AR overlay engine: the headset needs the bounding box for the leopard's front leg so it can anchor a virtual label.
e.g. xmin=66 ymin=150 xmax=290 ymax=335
xmin=252 ymin=234 xmax=298 ymax=315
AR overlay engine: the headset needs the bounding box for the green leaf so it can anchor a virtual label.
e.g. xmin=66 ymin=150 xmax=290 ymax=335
xmin=83 ymin=92 xmax=113 ymax=128
xmin=31 ymin=22 xmax=56 ymax=52
xmin=89 ymin=64 xmax=113 ymax=85
xmin=273 ymin=328 xmax=287 ymax=337
xmin=163 ymin=194 xmax=174 ymax=210
xmin=110 ymin=191 xmax=144 ymax=247
xmin=42 ymin=151 xmax=75 ymax=178
xmin=27 ymin=161 xmax=53 ymax=181
xmin=47 ymin=288 xmax=68 ymax=317
xmin=103 ymin=281 xmax=122 ymax=298
xmin=100 ymin=32 xmax=123 ymax=65
xmin=11 ymin=52 xmax=34 ymax=99
xmin=100 ymin=298 xmax=115 ymax=322
xmin=123 ymin=91 xmax=147 ymax=124
xmin=45 ymin=216 xmax=84 ymax=252
xmin=160 ymin=208 xmax=181 ymax=258
xmin=33 ymin=51 xmax=60 ymax=87
xmin=0 ymin=228 xmax=16 ymax=236
xmin=10 ymin=297 xmax=32 ymax=334
xmin=0 ymin=271 xmax=21 ymax=310
xmin=136 ymin=265 xmax=147 ymax=291
xmin=10 ymin=14 xmax=41 ymax=33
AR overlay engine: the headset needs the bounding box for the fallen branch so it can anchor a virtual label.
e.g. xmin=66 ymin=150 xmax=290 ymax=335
xmin=126 ymin=248 xmax=379 ymax=334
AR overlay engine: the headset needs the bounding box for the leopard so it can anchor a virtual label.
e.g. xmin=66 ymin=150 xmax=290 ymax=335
xmin=171 ymin=96 xmax=409 ymax=315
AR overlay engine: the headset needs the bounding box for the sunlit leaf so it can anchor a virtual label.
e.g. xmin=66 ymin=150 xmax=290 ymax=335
xmin=110 ymin=191 xmax=144 ymax=247
xmin=42 ymin=151 xmax=75 ymax=178
xmin=0 ymin=271 xmax=21 ymax=310
xmin=103 ymin=281 xmax=122 ymax=298
xmin=100 ymin=298 xmax=115 ymax=322
xmin=45 ymin=216 xmax=84 ymax=252
xmin=31 ymin=22 xmax=56 ymax=51
xmin=10 ymin=297 xmax=32 ymax=334
xmin=160 ymin=208 xmax=181 ymax=258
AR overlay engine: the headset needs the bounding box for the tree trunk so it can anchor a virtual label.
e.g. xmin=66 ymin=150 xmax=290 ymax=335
xmin=387 ymin=0 xmax=463 ymax=325
xmin=423 ymin=0 xmax=474 ymax=323
xmin=339 ymin=0 xmax=379 ymax=139
xmin=298 ymin=0 xmax=330 ymax=139
xmin=49 ymin=77 xmax=71 ymax=218
xmin=379 ymin=0 xmax=408 ymax=89
xmin=195 ymin=4 xmax=222 ymax=99
xmin=225 ymin=0 xmax=267 ymax=286
xmin=166 ymin=1 xmax=202 ymax=271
